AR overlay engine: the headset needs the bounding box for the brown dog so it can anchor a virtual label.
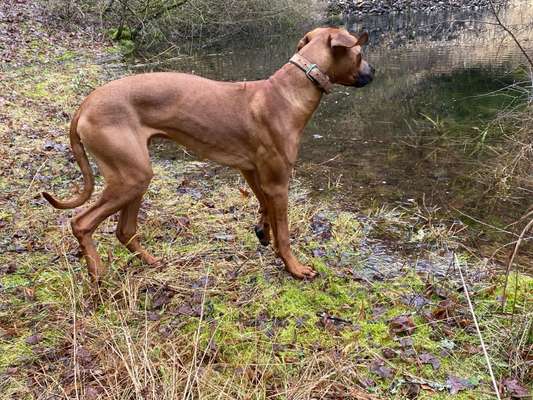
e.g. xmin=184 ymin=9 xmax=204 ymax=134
xmin=43 ymin=27 xmax=374 ymax=281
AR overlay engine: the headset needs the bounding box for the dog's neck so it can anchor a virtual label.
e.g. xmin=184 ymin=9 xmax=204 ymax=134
xmin=268 ymin=62 xmax=324 ymax=121
xmin=264 ymin=63 xmax=325 ymax=165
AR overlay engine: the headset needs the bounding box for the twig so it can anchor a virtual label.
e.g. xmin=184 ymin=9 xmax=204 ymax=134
xmin=501 ymin=213 xmax=533 ymax=309
xmin=130 ymin=55 xmax=191 ymax=69
xmin=488 ymin=0 xmax=533 ymax=68
xmin=20 ymin=159 xmax=47 ymax=200
xmin=182 ymin=266 xmax=210 ymax=400
xmin=451 ymin=207 xmax=518 ymax=237
xmin=454 ymin=253 xmax=501 ymax=400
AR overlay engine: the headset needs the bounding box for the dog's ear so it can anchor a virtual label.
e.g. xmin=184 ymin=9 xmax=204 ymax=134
xmin=297 ymin=34 xmax=310 ymax=51
xmin=356 ymin=31 xmax=369 ymax=46
xmin=330 ymin=31 xmax=358 ymax=49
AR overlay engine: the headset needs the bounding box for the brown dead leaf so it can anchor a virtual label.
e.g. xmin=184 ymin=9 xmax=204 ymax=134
xmin=432 ymin=299 xmax=456 ymax=320
xmin=404 ymin=382 xmax=421 ymax=398
xmin=369 ymin=358 xmax=394 ymax=379
xmin=502 ymin=378 xmax=530 ymax=399
xmin=175 ymin=216 xmax=191 ymax=230
xmin=76 ymin=346 xmax=93 ymax=366
xmin=419 ymin=352 xmax=440 ymax=370
xmin=389 ymin=315 xmax=416 ymax=336
xmin=382 ymin=347 xmax=397 ymax=359
xmin=151 ymin=287 xmax=175 ymax=309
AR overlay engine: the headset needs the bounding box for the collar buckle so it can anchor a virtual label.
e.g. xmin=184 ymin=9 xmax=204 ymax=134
xmin=289 ymin=54 xmax=332 ymax=94
xmin=305 ymin=63 xmax=318 ymax=80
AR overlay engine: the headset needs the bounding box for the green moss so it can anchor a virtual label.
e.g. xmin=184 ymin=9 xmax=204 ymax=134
xmin=56 ymin=50 xmax=77 ymax=62
xmin=0 ymin=336 xmax=33 ymax=370
xmin=495 ymin=273 xmax=533 ymax=314
xmin=268 ymin=285 xmax=313 ymax=319
xmin=0 ymin=274 xmax=30 ymax=290
xmin=34 ymin=269 xmax=71 ymax=304
xmin=359 ymin=321 xmax=390 ymax=347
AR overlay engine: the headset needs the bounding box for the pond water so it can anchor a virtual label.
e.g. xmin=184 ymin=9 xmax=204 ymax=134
xmin=144 ymin=1 xmax=532 ymax=258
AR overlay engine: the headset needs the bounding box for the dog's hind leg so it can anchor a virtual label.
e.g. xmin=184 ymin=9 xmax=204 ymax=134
xmin=116 ymin=194 xmax=158 ymax=265
xmin=71 ymin=180 xmax=151 ymax=281
xmin=241 ymin=169 xmax=271 ymax=246
xmin=70 ymin=137 xmax=154 ymax=281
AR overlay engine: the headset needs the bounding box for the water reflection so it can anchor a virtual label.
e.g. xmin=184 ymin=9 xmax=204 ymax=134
xmin=145 ymin=1 xmax=532 ymax=224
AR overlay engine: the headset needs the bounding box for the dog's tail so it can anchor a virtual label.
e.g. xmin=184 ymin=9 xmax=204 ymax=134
xmin=42 ymin=109 xmax=94 ymax=209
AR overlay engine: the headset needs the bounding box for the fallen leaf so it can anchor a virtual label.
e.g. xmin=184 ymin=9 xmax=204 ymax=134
xmin=400 ymin=347 xmax=417 ymax=360
xmin=389 ymin=315 xmax=416 ymax=336
xmin=424 ymin=282 xmax=449 ymax=299
xmin=401 ymin=293 xmax=429 ymax=309
xmin=85 ymin=385 xmax=102 ymax=399
xmin=151 ymin=288 xmax=175 ymax=309
xmin=404 ymin=382 xmax=421 ymax=399
xmin=26 ymin=333 xmax=43 ymax=345
xmin=370 ymin=359 xmax=394 ymax=379
xmin=462 ymin=343 xmax=480 ymax=354
xmin=372 ymin=305 xmax=387 ymax=320
xmin=76 ymin=346 xmax=93 ymax=366
xmin=310 ymin=213 xmax=332 ymax=241
xmin=147 ymin=311 xmax=161 ymax=321
xmin=312 ymin=248 xmax=326 ymax=257
xmin=446 ymin=375 xmax=475 ymax=394
xmin=357 ymin=377 xmax=376 ymax=389
xmin=192 ymin=275 xmax=214 ymax=289
xmin=399 ymin=337 xmax=414 ymax=348
xmin=5 ymin=262 xmax=17 ymax=274
xmin=382 ymin=347 xmax=397 ymax=359
xmin=432 ymin=299 xmax=456 ymax=320
xmin=175 ymin=216 xmax=190 ymax=231
xmin=502 ymin=378 xmax=530 ymax=399
xmin=175 ymin=303 xmax=202 ymax=317
xmin=419 ymin=352 xmax=440 ymax=370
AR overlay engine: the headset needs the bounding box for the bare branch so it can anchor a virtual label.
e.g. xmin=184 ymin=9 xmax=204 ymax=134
xmin=488 ymin=0 xmax=533 ymax=68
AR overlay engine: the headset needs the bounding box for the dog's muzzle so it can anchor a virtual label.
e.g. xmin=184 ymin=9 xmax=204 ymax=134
xmin=354 ymin=64 xmax=375 ymax=88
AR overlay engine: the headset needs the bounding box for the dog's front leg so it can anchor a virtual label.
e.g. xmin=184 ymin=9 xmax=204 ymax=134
xmin=259 ymin=170 xmax=317 ymax=279
xmin=241 ymin=170 xmax=271 ymax=246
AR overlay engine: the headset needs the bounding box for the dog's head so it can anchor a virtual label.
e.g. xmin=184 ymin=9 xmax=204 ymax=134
xmin=297 ymin=27 xmax=374 ymax=88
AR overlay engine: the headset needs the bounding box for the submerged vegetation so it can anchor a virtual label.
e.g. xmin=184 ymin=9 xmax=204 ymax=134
xmin=1 ymin=0 xmax=532 ymax=399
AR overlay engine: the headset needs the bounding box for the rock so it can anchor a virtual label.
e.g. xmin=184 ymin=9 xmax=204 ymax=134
xmin=329 ymin=0 xmax=497 ymax=16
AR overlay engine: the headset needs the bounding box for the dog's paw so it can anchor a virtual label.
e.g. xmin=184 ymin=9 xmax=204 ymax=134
xmin=254 ymin=225 xmax=270 ymax=246
xmin=141 ymin=253 xmax=161 ymax=266
xmin=287 ymin=264 xmax=317 ymax=280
